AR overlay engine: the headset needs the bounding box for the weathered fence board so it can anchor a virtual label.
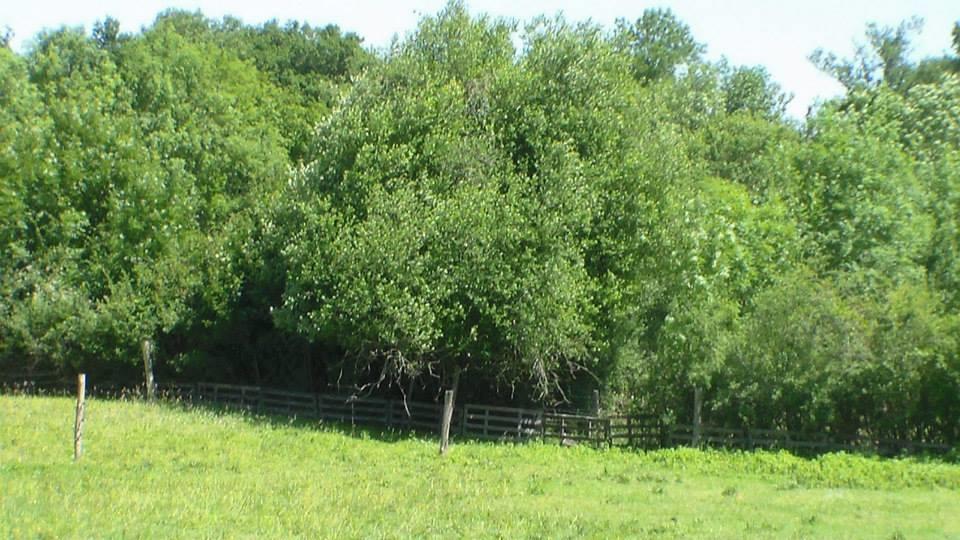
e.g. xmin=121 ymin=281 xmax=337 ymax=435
xmin=462 ymin=404 xmax=542 ymax=441
xmin=608 ymin=416 xmax=662 ymax=448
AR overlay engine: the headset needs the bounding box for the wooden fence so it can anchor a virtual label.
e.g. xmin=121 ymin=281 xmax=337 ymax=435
xmin=0 ymin=379 xmax=952 ymax=455
xmin=461 ymin=404 xmax=541 ymax=441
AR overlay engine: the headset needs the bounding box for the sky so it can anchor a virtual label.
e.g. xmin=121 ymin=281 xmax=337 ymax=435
xmin=2 ymin=0 xmax=958 ymax=118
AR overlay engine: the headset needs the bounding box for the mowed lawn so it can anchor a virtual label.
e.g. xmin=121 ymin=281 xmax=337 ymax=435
xmin=1 ymin=396 xmax=958 ymax=539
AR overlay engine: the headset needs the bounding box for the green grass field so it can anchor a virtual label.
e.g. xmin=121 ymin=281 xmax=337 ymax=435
xmin=1 ymin=396 xmax=958 ymax=539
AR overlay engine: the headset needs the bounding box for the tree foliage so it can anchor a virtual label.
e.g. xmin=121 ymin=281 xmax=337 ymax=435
xmin=2 ymin=4 xmax=959 ymax=443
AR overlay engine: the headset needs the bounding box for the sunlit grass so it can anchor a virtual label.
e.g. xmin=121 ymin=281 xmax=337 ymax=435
xmin=1 ymin=396 xmax=958 ymax=538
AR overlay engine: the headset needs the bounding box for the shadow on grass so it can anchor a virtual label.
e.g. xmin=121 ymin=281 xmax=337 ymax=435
xmin=125 ymin=398 xmax=960 ymax=464
xmin=1 ymin=385 xmax=494 ymax=447
xmin=156 ymin=396 xmax=456 ymax=446
xmin=4 ymin=387 xmax=957 ymax=463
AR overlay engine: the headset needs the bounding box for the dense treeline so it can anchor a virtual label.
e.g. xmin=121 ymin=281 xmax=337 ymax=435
xmin=2 ymin=3 xmax=959 ymax=444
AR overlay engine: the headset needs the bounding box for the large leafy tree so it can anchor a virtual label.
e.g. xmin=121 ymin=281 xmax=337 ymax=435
xmin=797 ymin=92 xmax=934 ymax=284
xmin=810 ymin=17 xmax=924 ymax=91
xmin=0 ymin=29 xmax=168 ymax=373
xmin=211 ymin=15 xmax=375 ymax=163
xmin=0 ymin=19 xmax=292 ymax=376
xmin=280 ymin=4 xmax=600 ymax=399
xmin=614 ymin=8 xmax=704 ymax=83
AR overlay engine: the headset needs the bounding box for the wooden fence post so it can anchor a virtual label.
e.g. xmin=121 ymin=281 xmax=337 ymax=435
xmin=74 ymin=374 xmax=86 ymax=461
xmin=593 ymin=389 xmax=601 ymax=416
xmin=439 ymin=390 xmax=454 ymax=455
xmin=692 ymin=386 xmax=703 ymax=447
xmin=142 ymin=339 xmax=155 ymax=401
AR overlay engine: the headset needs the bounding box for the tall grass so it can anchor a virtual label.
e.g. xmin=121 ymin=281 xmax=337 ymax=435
xmin=1 ymin=396 xmax=957 ymax=538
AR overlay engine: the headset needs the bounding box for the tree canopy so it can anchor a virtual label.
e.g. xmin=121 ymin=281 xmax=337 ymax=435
xmin=2 ymin=2 xmax=959 ymax=443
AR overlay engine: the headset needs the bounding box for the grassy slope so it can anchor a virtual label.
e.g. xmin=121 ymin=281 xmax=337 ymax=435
xmin=1 ymin=396 xmax=958 ymax=539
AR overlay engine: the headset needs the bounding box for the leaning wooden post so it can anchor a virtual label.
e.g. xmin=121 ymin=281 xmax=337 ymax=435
xmin=142 ymin=339 xmax=155 ymax=401
xmin=74 ymin=374 xmax=86 ymax=461
xmin=439 ymin=390 xmax=454 ymax=455
xmin=692 ymin=386 xmax=703 ymax=447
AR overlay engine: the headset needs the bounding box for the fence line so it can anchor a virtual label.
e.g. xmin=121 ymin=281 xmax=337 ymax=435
xmin=0 ymin=379 xmax=952 ymax=455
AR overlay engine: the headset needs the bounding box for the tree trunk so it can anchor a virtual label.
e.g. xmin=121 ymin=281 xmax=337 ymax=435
xmin=693 ymin=386 xmax=703 ymax=447
xmin=446 ymin=365 xmax=461 ymax=404
xmin=142 ymin=339 xmax=155 ymax=401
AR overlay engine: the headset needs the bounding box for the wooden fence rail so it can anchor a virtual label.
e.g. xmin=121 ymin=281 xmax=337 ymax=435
xmin=608 ymin=416 xmax=663 ymax=449
xmin=542 ymin=412 xmax=607 ymax=444
xmin=463 ymin=404 xmax=542 ymax=441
